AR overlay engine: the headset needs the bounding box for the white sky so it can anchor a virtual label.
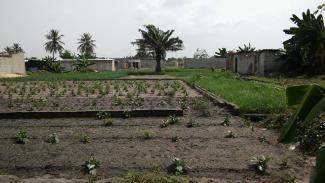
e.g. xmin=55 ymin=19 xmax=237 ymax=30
xmin=0 ymin=0 xmax=323 ymax=58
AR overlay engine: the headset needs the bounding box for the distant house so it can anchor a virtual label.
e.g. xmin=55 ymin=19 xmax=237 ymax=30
xmin=59 ymin=58 xmax=117 ymax=71
xmin=0 ymin=52 xmax=26 ymax=75
xmin=226 ymin=49 xmax=285 ymax=76
xmin=194 ymin=48 xmax=209 ymax=59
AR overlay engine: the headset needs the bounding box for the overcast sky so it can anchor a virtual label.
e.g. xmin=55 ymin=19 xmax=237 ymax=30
xmin=0 ymin=0 xmax=323 ymax=58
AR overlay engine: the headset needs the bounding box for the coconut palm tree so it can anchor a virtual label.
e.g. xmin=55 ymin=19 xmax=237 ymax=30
xmin=4 ymin=43 xmax=24 ymax=54
xmin=283 ymin=9 xmax=325 ymax=74
xmin=77 ymin=33 xmax=96 ymax=58
xmin=12 ymin=43 xmax=24 ymax=53
xmin=44 ymin=29 xmax=65 ymax=59
xmin=132 ymin=25 xmax=183 ymax=72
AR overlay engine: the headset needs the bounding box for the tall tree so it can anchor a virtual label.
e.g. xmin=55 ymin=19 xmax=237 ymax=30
xmin=283 ymin=9 xmax=325 ymax=74
xmin=132 ymin=25 xmax=183 ymax=72
xmin=77 ymin=33 xmax=96 ymax=58
xmin=44 ymin=29 xmax=65 ymax=59
xmin=4 ymin=43 xmax=24 ymax=54
xmin=237 ymin=43 xmax=256 ymax=53
xmin=215 ymin=48 xmax=228 ymax=57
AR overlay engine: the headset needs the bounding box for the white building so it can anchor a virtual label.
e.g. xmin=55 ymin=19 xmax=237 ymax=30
xmin=0 ymin=52 xmax=26 ymax=75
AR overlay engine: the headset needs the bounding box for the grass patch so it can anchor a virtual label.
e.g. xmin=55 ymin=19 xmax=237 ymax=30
xmin=165 ymin=69 xmax=286 ymax=114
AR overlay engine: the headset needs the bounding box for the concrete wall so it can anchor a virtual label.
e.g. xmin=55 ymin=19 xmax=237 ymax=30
xmin=184 ymin=57 xmax=226 ymax=69
xmin=227 ymin=51 xmax=285 ymax=76
xmin=0 ymin=53 xmax=26 ymax=75
xmin=59 ymin=59 xmax=115 ymax=72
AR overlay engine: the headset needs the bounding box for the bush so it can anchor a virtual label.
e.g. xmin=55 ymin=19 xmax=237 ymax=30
xmin=42 ymin=56 xmax=64 ymax=73
xmin=143 ymin=129 xmax=154 ymax=140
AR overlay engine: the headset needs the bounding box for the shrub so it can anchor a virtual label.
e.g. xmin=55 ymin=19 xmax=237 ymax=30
xmin=143 ymin=129 xmax=154 ymax=140
xmin=250 ymin=155 xmax=271 ymax=174
xmin=48 ymin=133 xmax=60 ymax=144
xmin=15 ymin=130 xmax=28 ymax=144
xmin=84 ymin=154 xmax=100 ymax=176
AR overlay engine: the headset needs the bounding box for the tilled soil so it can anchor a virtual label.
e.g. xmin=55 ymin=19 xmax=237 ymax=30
xmin=0 ymin=80 xmax=201 ymax=112
xmin=0 ymin=107 xmax=312 ymax=182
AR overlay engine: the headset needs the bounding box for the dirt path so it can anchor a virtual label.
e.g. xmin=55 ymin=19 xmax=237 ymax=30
xmin=0 ymin=106 xmax=312 ymax=182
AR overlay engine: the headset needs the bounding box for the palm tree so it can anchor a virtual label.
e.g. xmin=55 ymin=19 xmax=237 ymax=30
xmin=12 ymin=43 xmax=24 ymax=53
xmin=215 ymin=48 xmax=228 ymax=57
xmin=283 ymin=9 xmax=325 ymax=74
xmin=4 ymin=46 xmax=13 ymax=54
xmin=132 ymin=25 xmax=183 ymax=72
xmin=44 ymin=29 xmax=65 ymax=59
xmin=237 ymin=43 xmax=256 ymax=53
xmin=77 ymin=33 xmax=96 ymax=58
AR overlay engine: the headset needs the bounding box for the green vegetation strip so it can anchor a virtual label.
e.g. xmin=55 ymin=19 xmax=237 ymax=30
xmin=165 ymin=69 xmax=286 ymax=114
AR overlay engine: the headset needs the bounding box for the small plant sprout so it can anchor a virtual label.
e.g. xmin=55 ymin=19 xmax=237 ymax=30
xmin=96 ymin=111 xmax=110 ymax=120
xmin=258 ymin=136 xmax=269 ymax=144
xmin=171 ymin=157 xmax=186 ymax=175
xmin=250 ymin=155 xmax=272 ymax=174
xmin=123 ymin=109 xmax=131 ymax=118
xmin=81 ymin=134 xmax=91 ymax=144
xmin=224 ymin=131 xmax=237 ymax=138
xmin=193 ymin=100 xmax=210 ymax=116
xmin=221 ymin=115 xmax=231 ymax=126
xmin=84 ymin=154 xmax=100 ymax=176
xmin=143 ymin=129 xmax=154 ymax=140
xmin=171 ymin=132 xmax=178 ymax=143
xmin=186 ymin=119 xmax=197 ymax=128
xmin=168 ymin=115 xmax=179 ymax=125
xmin=240 ymin=119 xmax=251 ymax=128
xmin=15 ymin=130 xmax=28 ymax=144
xmin=103 ymin=118 xmax=113 ymax=127
xmin=280 ymin=156 xmax=289 ymax=169
xmin=48 ymin=133 xmax=60 ymax=144
xmin=160 ymin=120 xmax=169 ymax=128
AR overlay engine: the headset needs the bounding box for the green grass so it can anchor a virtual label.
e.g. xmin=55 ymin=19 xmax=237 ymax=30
xmin=165 ymin=69 xmax=286 ymax=114
xmin=0 ymin=70 xmax=128 ymax=81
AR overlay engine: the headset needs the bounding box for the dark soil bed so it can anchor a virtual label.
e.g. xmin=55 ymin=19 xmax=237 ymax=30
xmin=0 ymin=106 xmax=312 ymax=182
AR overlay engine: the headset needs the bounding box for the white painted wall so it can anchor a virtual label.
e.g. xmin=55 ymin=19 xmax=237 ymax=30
xmin=0 ymin=53 xmax=26 ymax=75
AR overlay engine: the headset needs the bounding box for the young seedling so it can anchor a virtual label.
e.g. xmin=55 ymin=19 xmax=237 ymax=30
xmin=193 ymin=100 xmax=210 ymax=116
xmin=258 ymin=136 xmax=269 ymax=144
xmin=48 ymin=133 xmax=60 ymax=144
xmin=279 ymin=156 xmax=289 ymax=169
xmin=224 ymin=131 xmax=237 ymax=138
xmin=15 ymin=130 xmax=28 ymax=144
xmin=171 ymin=132 xmax=178 ymax=143
xmin=80 ymin=134 xmax=91 ymax=144
xmin=250 ymin=155 xmax=272 ymax=174
xmin=171 ymin=157 xmax=187 ymax=175
xmin=240 ymin=119 xmax=252 ymax=128
xmin=84 ymin=154 xmax=100 ymax=176
xmin=96 ymin=111 xmax=110 ymax=120
xmin=168 ymin=115 xmax=179 ymax=125
xmin=160 ymin=120 xmax=169 ymax=128
xmin=143 ymin=129 xmax=154 ymax=140
xmin=221 ymin=115 xmax=230 ymax=126
xmin=186 ymin=119 xmax=197 ymax=128
xmin=103 ymin=118 xmax=113 ymax=127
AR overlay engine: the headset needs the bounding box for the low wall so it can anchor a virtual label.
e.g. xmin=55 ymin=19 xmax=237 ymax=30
xmin=184 ymin=58 xmax=226 ymax=69
xmin=0 ymin=53 xmax=25 ymax=75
